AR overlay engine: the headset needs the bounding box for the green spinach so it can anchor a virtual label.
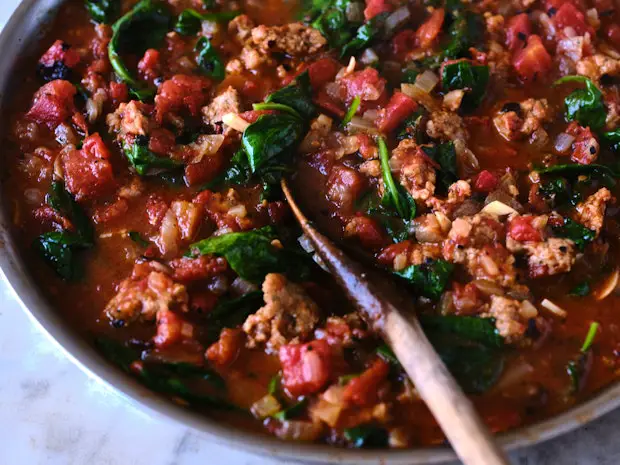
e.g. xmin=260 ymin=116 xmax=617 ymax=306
xmin=344 ymin=425 xmax=389 ymax=448
xmin=378 ymin=137 xmax=416 ymax=221
xmin=567 ymin=322 xmax=599 ymax=393
xmin=35 ymin=232 xmax=90 ymax=281
xmin=108 ymin=0 xmax=172 ymax=100
xmin=263 ymin=71 xmax=316 ymax=120
xmin=187 ymin=226 xmax=312 ymax=283
xmin=342 ymin=95 xmax=361 ymax=126
xmin=441 ymin=60 xmax=489 ymax=111
xmin=421 ymin=142 xmax=458 ymax=194
xmin=340 ymin=12 xmax=388 ymax=58
xmin=47 ymin=181 xmax=94 ymax=243
xmin=174 ymin=9 xmax=240 ymax=35
xmin=394 ymin=259 xmax=454 ymax=301
xmin=272 ymin=398 xmax=307 ymax=421
xmin=570 ymin=281 xmax=591 ymax=297
xmin=552 ymin=218 xmax=596 ymax=251
xmin=311 ymin=0 xmax=359 ymax=51
xmin=128 ymin=231 xmax=150 ymax=247
xmin=195 ymin=37 xmax=225 ymax=80
xmin=554 ymin=76 xmax=606 ymax=131
xmin=419 ymin=315 xmax=504 ymax=349
xmin=123 ymin=136 xmax=183 ymax=175
xmin=85 ymin=0 xmax=121 ymax=23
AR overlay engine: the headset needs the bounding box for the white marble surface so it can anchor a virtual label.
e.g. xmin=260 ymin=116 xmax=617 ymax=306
xmin=3 ymin=2 xmax=620 ymax=464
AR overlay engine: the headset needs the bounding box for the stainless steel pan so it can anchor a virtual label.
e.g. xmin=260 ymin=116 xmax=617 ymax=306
xmin=1 ymin=1 xmax=619 ymax=463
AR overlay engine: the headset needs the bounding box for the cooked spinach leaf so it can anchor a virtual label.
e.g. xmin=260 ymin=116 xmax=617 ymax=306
xmin=603 ymin=128 xmax=620 ymax=151
xmin=174 ymin=8 xmax=240 ymax=35
xmin=396 ymin=109 xmax=426 ymax=142
xmin=378 ymin=137 xmax=416 ymax=221
xmin=552 ymin=218 xmax=596 ymax=251
xmin=539 ymin=177 xmax=582 ymax=208
xmin=311 ymin=0 xmax=359 ymax=50
xmin=421 ymin=142 xmax=458 ymax=194
xmin=340 ymin=12 xmax=388 ymax=58
xmin=441 ymin=61 xmax=489 ymax=112
xmin=342 ymin=95 xmax=361 ymax=126
xmin=123 ymin=136 xmax=183 ymax=175
xmin=195 ymin=37 xmax=225 ymax=80
xmin=242 ymin=113 xmax=306 ymax=173
xmin=554 ymin=76 xmax=606 ymax=131
xmin=272 ymin=398 xmax=307 ymax=421
xmin=128 ymin=231 xmax=150 ymax=247
xmin=208 ymin=291 xmax=264 ymax=326
xmin=344 ymin=425 xmax=389 ymax=448
xmin=419 ymin=315 xmax=503 ymax=348
xmin=264 ymin=71 xmax=316 ymax=120
xmin=85 ymin=0 xmax=121 ymax=23
xmin=394 ymin=259 xmax=454 ymax=300
xmin=187 ymin=226 xmax=312 ymax=283
xmin=570 ymin=281 xmax=591 ymax=297
xmin=567 ymin=321 xmax=599 ymax=393
xmin=108 ymin=0 xmax=172 ymax=100
xmin=47 ymin=181 xmax=94 ymax=243
xmin=536 ymin=163 xmax=618 ymax=187
xmin=34 ymin=232 xmax=90 ymax=280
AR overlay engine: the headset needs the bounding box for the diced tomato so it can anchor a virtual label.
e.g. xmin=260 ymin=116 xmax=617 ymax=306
xmin=27 ymin=80 xmax=77 ymax=127
xmin=339 ymin=67 xmax=387 ymax=104
xmin=148 ymin=128 xmax=176 ymax=155
xmin=153 ymin=309 xmax=194 ymax=348
xmin=512 ymin=35 xmax=552 ymax=82
xmin=473 ymin=170 xmax=499 ymax=193
xmin=239 ymin=109 xmax=276 ymax=123
xmin=552 ymin=2 xmax=593 ymax=37
xmin=169 ymin=255 xmax=228 ymax=282
xmin=154 ymin=75 xmax=211 ymax=123
xmin=279 ymin=340 xmax=332 ymax=397
xmin=364 ymin=0 xmax=391 ymax=20
xmin=566 ymin=122 xmax=599 ymax=165
xmin=605 ymin=24 xmax=620 ymax=50
xmin=241 ymin=78 xmax=261 ymax=100
xmin=377 ymin=91 xmax=418 ymax=133
xmin=507 ymin=216 xmax=543 ymax=242
xmin=377 ymin=240 xmax=413 ymax=266
xmin=357 ymin=133 xmax=377 ymax=159
xmin=40 ymin=40 xmax=81 ymax=68
xmin=190 ymin=291 xmax=219 ymax=313
xmin=137 ymin=49 xmax=161 ymax=81
xmin=416 ymin=8 xmax=445 ymax=49
xmin=326 ymin=165 xmax=366 ymax=211
xmin=146 ymin=194 xmax=169 ymax=228
xmin=344 ymin=359 xmax=390 ymax=406
xmin=184 ymin=152 xmax=224 ymax=186
xmin=108 ymin=81 xmax=129 ymax=104
xmin=391 ymin=29 xmax=417 ymax=60
xmin=308 ymin=57 xmax=340 ymax=89
xmin=313 ymin=89 xmax=345 ymax=117
xmin=506 ymin=14 xmax=531 ymax=52
xmin=62 ymin=133 xmax=115 ymax=202
xmin=206 ymin=328 xmax=244 ymax=366
xmin=345 ymin=215 xmax=388 ymax=250
xmin=545 ymin=0 xmax=587 ymax=12
xmin=305 ymin=150 xmax=335 ymax=175
xmin=34 ymin=206 xmax=74 ymax=231
xmin=93 ymin=198 xmax=129 ymax=224
xmin=452 ymin=283 xmax=483 ymax=315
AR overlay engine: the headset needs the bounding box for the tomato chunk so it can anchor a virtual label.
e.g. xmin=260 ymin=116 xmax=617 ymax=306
xmin=473 ymin=170 xmax=499 ymax=193
xmin=155 ymin=75 xmax=211 ymax=123
xmin=206 ymin=328 xmax=244 ymax=366
xmin=416 ymin=8 xmax=445 ymax=48
xmin=62 ymin=133 xmax=115 ymax=202
xmin=377 ymin=91 xmax=418 ymax=133
xmin=339 ymin=67 xmax=387 ymax=104
xmin=344 ymin=359 xmax=390 ymax=406
xmin=279 ymin=340 xmax=332 ymax=397
xmin=344 ymin=215 xmax=388 ymax=250
xmin=308 ymin=58 xmax=340 ymax=89
xmin=27 ymin=80 xmax=77 ymax=127
xmin=552 ymin=2 xmax=593 ymax=37
xmin=38 ymin=40 xmax=81 ymax=81
xmin=506 ymin=14 xmax=531 ymax=52
xmin=507 ymin=216 xmax=543 ymax=242
xmin=138 ymin=48 xmax=161 ymax=81
xmin=153 ymin=309 xmax=194 ymax=348
xmin=512 ymin=35 xmax=552 ymax=81
xmin=391 ymin=29 xmax=416 ymax=60
xmin=364 ymin=0 xmax=391 ymax=20
xmin=169 ymin=255 xmax=228 ymax=282
xmin=326 ymin=165 xmax=366 ymax=211
xmin=566 ymin=122 xmax=599 ymax=165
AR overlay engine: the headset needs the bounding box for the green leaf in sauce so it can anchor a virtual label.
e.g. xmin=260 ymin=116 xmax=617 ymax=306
xmin=342 ymin=95 xmax=361 ymax=126
xmin=264 ymin=71 xmax=316 ymax=120
xmin=207 ymin=291 xmax=264 ymax=329
xmin=35 ymin=232 xmax=90 ymax=281
xmin=108 ymin=0 xmax=172 ymax=100
xmin=554 ymin=76 xmax=606 ymax=131
xmin=195 ymin=37 xmax=225 ymax=80
xmin=441 ymin=60 xmax=489 ymax=112
xmin=419 ymin=315 xmax=504 ymax=349
xmin=421 ymin=142 xmax=458 ymax=195
xmin=567 ymin=322 xmax=599 ymax=393
xmin=174 ymin=9 xmax=240 ymax=36
xmin=538 ymin=177 xmax=582 ymax=208
xmin=128 ymin=231 xmax=150 ymax=247
xmin=187 ymin=226 xmax=312 ymax=283
xmin=378 ymin=136 xmax=417 ymax=221
xmin=396 ymin=109 xmax=426 ymax=142
xmin=311 ymin=0 xmax=359 ymax=51
xmin=85 ymin=0 xmax=121 ymax=24
xmin=340 ymin=12 xmax=388 ymax=58
xmin=123 ymin=136 xmax=183 ymax=176
xmin=272 ymin=397 xmax=308 ymax=421
xmin=570 ymin=281 xmax=591 ymax=297
xmin=552 ymin=218 xmax=596 ymax=251
xmin=393 ymin=259 xmax=454 ymax=301
xmin=441 ymin=9 xmax=483 ymax=61
xmin=344 ymin=425 xmax=389 ymax=448
xmin=47 ymin=181 xmax=94 ymax=244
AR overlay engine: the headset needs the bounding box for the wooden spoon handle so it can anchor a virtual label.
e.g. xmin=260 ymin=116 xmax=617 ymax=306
xmin=282 ymin=180 xmax=510 ymax=465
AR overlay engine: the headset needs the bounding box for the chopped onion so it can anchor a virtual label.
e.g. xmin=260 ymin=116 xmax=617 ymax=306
xmin=401 ymin=83 xmax=439 ymax=110
xmin=345 ymin=1 xmax=364 ymax=22
xmin=554 ymin=132 xmax=575 ymax=154
xmin=472 ymin=279 xmax=505 ymax=296
xmin=434 ymin=211 xmax=452 ymax=234
xmin=495 ymin=361 xmax=534 ymax=390
xmin=586 ymin=8 xmax=600 ymax=28
xmin=385 ymin=6 xmax=411 ymax=35
xmin=438 ymin=290 xmax=455 ymax=315
xmin=414 ymin=70 xmax=439 ymax=93
xmin=600 ymin=42 xmax=620 ymax=59
xmin=186 ymin=134 xmax=225 ymax=164
xmin=251 ymin=394 xmax=281 ymax=419
xmin=230 ymin=277 xmax=256 ymax=295
xmin=540 ymin=298 xmax=567 ymax=318
xmin=481 ymin=200 xmax=518 ymax=216
xmin=563 ymin=26 xmax=577 ymax=38
xmin=222 ymin=113 xmax=250 ymax=132
xmin=274 ymin=420 xmax=324 ymax=441
xmin=310 ymin=398 xmax=343 ymax=427
xmin=347 ymin=115 xmax=378 ymax=133
xmin=454 ymin=140 xmax=480 ymax=172
xmin=520 ymin=300 xmax=539 ymax=319
xmin=480 ymin=254 xmax=500 ymax=276
xmin=443 ymin=89 xmax=465 ymax=111
xmin=594 ymin=268 xmax=619 ymax=301
xmin=537 ymin=12 xmax=556 ymax=37
xmin=359 ymin=48 xmax=379 ymax=66
xmin=362 ymin=109 xmax=380 ymax=122
xmin=345 ymin=56 xmax=357 ymax=74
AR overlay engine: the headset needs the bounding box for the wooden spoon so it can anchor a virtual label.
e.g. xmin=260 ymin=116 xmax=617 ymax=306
xmin=281 ymin=179 xmax=510 ymax=465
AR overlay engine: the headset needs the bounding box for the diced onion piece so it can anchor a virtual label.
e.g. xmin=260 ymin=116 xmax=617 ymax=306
xmin=554 ymin=132 xmax=575 ymax=154
xmin=563 ymin=26 xmax=577 ymax=38
xmin=346 ymin=1 xmax=364 ymax=22
xmin=540 ymin=298 xmax=567 ymax=318
xmin=600 ymin=42 xmax=620 ymax=59
xmin=594 ymin=268 xmax=619 ymax=301
xmin=414 ymin=70 xmax=439 ymax=93
xmin=251 ymin=394 xmax=281 ymax=419
xmin=400 ymin=83 xmax=439 ymax=111
xmin=443 ymin=89 xmax=465 ymax=111
xmin=495 ymin=361 xmax=534 ymax=390
xmin=228 ymin=204 xmax=247 ymax=218
xmin=186 ymin=134 xmax=225 ymax=164
xmin=362 ymin=109 xmax=380 ymax=122
xmin=454 ymin=139 xmax=480 ymax=172
xmin=520 ymin=300 xmax=539 ymax=319
xmin=360 ymin=48 xmax=379 ymax=66
xmin=310 ymin=398 xmax=343 ymax=427
xmin=274 ymin=420 xmax=324 ymax=441
xmin=481 ymin=200 xmax=518 ymax=216
xmin=322 ymin=384 xmax=346 ymax=404
xmin=348 ymin=115 xmax=379 ymax=133
xmin=222 ymin=113 xmax=250 ymax=132
xmin=385 ymin=6 xmax=411 ymax=35
xmin=586 ymin=8 xmax=599 ymax=28
xmin=438 ymin=290 xmax=455 ymax=315
xmin=472 ymin=279 xmax=505 ymax=296
xmin=480 ymin=254 xmax=500 ymax=276
xmin=434 ymin=211 xmax=452 ymax=233
xmin=388 ymin=428 xmax=409 ymax=448
xmin=345 ymin=56 xmax=357 ymax=75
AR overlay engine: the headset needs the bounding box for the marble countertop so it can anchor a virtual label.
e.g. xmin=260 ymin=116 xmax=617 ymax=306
xmin=2 ymin=1 xmax=620 ymax=464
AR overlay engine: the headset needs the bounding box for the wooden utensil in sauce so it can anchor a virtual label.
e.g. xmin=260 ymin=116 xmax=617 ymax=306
xmin=281 ymin=179 xmax=510 ymax=465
